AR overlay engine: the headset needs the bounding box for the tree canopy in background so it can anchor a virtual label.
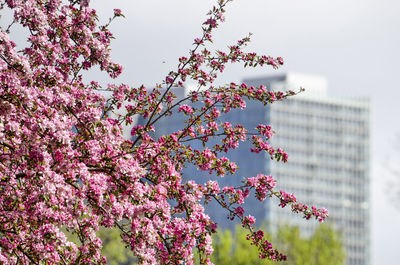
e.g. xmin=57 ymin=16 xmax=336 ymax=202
xmin=210 ymin=224 xmax=345 ymax=265
xmin=97 ymin=228 xmax=135 ymax=265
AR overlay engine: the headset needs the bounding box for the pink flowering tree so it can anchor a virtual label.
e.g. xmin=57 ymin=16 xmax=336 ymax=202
xmin=0 ymin=0 xmax=328 ymax=264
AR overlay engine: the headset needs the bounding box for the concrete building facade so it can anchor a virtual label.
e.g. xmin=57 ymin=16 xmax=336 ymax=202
xmin=244 ymin=73 xmax=370 ymax=265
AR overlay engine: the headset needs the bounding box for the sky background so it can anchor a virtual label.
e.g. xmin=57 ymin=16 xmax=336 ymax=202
xmin=90 ymin=1 xmax=400 ymax=264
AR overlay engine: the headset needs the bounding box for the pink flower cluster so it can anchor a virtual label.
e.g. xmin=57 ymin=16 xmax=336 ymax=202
xmin=246 ymin=231 xmax=287 ymax=261
xmin=247 ymin=174 xmax=277 ymax=201
xmin=178 ymin=104 xmax=194 ymax=114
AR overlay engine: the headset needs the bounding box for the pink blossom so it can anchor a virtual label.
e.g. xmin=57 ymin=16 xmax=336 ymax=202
xmin=204 ymin=18 xmax=217 ymax=28
xmin=242 ymin=215 xmax=256 ymax=226
xmin=113 ymin=8 xmax=123 ymax=16
xmin=178 ymin=104 xmax=194 ymax=114
xmin=218 ymin=13 xmax=225 ymax=22
xmin=235 ymin=206 xmax=245 ymax=217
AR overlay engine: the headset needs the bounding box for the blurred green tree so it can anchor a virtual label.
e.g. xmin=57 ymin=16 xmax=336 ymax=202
xmin=97 ymin=228 xmax=136 ymax=265
xmin=209 ymin=224 xmax=345 ymax=265
xmin=63 ymin=226 xmax=137 ymax=265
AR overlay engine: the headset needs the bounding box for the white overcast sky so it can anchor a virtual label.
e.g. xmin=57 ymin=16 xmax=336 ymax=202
xmin=83 ymin=0 xmax=399 ymax=264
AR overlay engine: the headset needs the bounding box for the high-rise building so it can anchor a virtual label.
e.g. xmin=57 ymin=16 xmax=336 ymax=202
xmin=141 ymin=73 xmax=370 ymax=265
xmin=243 ymin=73 xmax=370 ymax=265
